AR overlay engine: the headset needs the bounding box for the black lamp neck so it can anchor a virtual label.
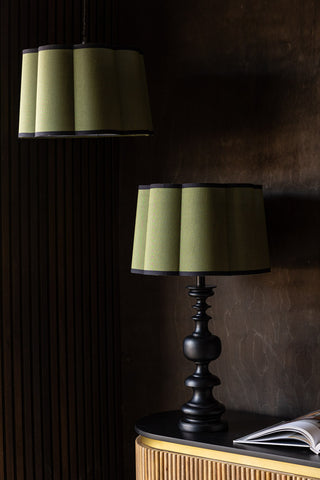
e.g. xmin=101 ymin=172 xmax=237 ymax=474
xmin=196 ymin=275 xmax=205 ymax=288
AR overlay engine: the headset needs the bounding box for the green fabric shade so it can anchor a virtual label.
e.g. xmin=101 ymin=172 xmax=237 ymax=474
xmin=18 ymin=44 xmax=153 ymax=138
xmin=131 ymin=183 xmax=270 ymax=275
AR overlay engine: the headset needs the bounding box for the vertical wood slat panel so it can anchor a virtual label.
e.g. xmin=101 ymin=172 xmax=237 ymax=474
xmin=73 ymin=144 xmax=86 ymax=479
xmin=57 ymin=0 xmax=68 ymax=451
xmin=10 ymin=0 xmax=24 ymax=477
xmin=0 ymin=0 xmax=122 ymax=479
xmin=57 ymin=143 xmax=69 ymax=480
xmin=39 ymin=144 xmax=51 ymax=480
xmin=48 ymin=144 xmax=61 ymax=480
xmin=81 ymin=148 xmax=92 ymax=478
xmin=65 ymin=150 xmax=77 ymax=480
xmin=1 ymin=0 xmax=12 ymax=477
xmin=89 ymin=147 xmax=101 ymax=478
xmin=20 ymin=150 xmax=34 ymax=480
xmin=30 ymin=151 xmax=43 ymax=480
xmin=98 ymin=150 xmax=109 ymax=480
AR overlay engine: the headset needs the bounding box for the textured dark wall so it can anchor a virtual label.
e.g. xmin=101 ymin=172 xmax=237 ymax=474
xmin=0 ymin=0 xmax=122 ymax=479
xmin=118 ymin=1 xmax=320 ymax=478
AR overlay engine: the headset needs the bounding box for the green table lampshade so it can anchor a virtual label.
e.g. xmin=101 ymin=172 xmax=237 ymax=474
xmin=18 ymin=44 xmax=153 ymax=138
xmin=131 ymin=183 xmax=270 ymax=275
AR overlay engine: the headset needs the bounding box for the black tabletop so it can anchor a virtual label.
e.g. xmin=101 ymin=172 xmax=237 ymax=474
xmin=135 ymin=410 xmax=320 ymax=469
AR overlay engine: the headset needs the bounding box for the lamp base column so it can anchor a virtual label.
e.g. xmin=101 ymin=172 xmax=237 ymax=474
xmin=179 ymin=276 xmax=227 ymax=433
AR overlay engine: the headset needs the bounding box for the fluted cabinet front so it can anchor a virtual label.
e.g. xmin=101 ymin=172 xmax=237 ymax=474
xmin=136 ymin=437 xmax=317 ymax=480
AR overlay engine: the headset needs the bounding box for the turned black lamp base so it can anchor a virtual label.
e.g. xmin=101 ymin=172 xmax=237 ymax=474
xmin=179 ymin=276 xmax=227 ymax=433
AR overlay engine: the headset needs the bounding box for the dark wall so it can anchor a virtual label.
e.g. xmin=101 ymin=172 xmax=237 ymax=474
xmin=0 ymin=0 xmax=122 ymax=479
xmin=118 ymin=1 xmax=320 ymax=478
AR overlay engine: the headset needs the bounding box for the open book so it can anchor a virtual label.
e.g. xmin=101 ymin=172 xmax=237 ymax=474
xmin=234 ymin=410 xmax=320 ymax=454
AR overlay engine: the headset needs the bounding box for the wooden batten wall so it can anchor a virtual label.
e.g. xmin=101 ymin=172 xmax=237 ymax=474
xmin=0 ymin=0 xmax=121 ymax=479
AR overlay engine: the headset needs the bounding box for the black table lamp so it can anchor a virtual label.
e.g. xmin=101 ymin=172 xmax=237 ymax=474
xmin=131 ymin=183 xmax=270 ymax=433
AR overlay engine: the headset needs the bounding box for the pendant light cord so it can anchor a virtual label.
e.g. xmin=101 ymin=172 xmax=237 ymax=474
xmin=82 ymin=0 xmax=88 ymax=44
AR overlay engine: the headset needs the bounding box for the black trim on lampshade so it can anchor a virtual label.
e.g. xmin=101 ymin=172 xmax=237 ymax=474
xmin=38 ymin=44 xmax=74 ymax=51
xmin=137 ymin=184 xmax=181 ymax=190
xmin=131 ymin=269 xmax=180 ymax=276
xmin=131 ymin=268 xmax=271 ymax=276
xmin=22 ymin=47 xmax=39 ymax=54
xmin=73 ymin=43 xmax=143 ymax=53
xmin=139 ymin=183 xmax=263 ymax=189
xmin=149 ymin=183 xmax=182 ymax=189
xmin=34 ymin=130 xmax=75 ymax=137
xmin=24 ymin=44 xmax=144 ymax=53
xmin=182 ymin=183 xmax=263 ymax=189
xmin=18 ymin=132 xmax=36 ymax=138
xmin=20 ymin=131 xmax=154 ymax=138
xmin=73 ymin=129 xmax=154 ymax=136
xmin=27 ymin=129 xmax=154 ymax=138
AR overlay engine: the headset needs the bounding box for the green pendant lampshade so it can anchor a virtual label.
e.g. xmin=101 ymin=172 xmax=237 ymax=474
xmin=131 ymin=183 xmax=270 ymax=275
xmin=18 ymin=44 xmax=153 ymax=138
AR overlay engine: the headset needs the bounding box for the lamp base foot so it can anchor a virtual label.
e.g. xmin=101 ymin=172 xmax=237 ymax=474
xmin=179 ymin=417 xmax=227 ymax=433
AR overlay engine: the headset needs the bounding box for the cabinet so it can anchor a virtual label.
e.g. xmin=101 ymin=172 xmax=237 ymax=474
xmin=135 ymin=411 xmax=320 ymax=480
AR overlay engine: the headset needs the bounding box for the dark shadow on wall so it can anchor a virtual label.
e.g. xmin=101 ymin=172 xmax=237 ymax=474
xmin=265 ymin=194 xmax=320 ymax=269
xmin=157 ymin=73 xmax=317 ymax=137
